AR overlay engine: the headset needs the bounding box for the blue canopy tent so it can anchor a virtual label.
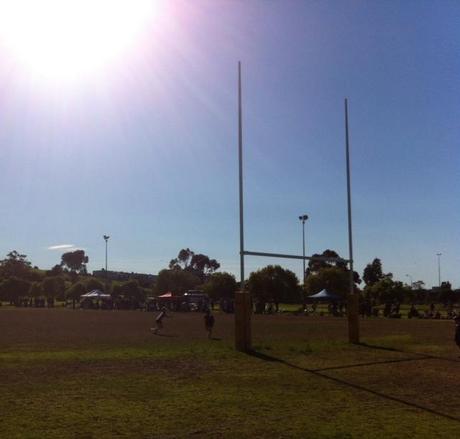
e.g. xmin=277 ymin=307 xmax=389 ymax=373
xmin=307 ymin=289 xmax=341 ymax=302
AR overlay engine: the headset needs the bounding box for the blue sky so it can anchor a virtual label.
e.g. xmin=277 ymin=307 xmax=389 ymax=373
xmin=0 ymin=0 xmax=458 ymax=288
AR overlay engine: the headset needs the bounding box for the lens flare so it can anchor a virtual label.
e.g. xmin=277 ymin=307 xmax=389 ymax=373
xmin=0 ymin=0 xmax=161 ymax=84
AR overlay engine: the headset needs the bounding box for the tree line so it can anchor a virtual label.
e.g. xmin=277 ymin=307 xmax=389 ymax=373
xmin=0 ymin=248 xmax=456 ymax=309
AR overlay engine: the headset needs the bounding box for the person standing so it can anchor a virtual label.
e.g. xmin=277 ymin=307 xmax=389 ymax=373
xmin=454 ymin=314 xmax=460 ymax=356
xmin=152 ymin=307 xmax=168 ymax=335
xmin=204 ymin=310 xmax=215 ymax=339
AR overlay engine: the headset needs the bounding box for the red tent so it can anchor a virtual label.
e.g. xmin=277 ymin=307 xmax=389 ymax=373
xmin=158 ymin=292 xmax=174 ymax=298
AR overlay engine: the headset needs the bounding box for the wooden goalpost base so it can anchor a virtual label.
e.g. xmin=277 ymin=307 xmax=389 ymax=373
xmin=235 ymin=291 xmax=252 ymax=352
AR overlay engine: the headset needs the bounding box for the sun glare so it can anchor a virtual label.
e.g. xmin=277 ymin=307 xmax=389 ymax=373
xmin=0 ymin=0 xmax=160 ymax=84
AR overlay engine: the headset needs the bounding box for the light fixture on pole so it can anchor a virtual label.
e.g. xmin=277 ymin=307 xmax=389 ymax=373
xmin=103 ymin=235 xmax=110 ymax=292
xmin=436 ymin=253 xmax=442 ymax=287
xmin=405 ymin=274 xmax=413 ymax=288
xmin=298 ymin=214 xmax=309 ymax=290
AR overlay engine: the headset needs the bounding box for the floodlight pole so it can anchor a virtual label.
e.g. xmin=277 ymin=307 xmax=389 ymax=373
xmin=436 ymin=253 xmax=442 ymax=287
xmin=235 ymin=61 xmax=251 ymax=352
xmin=103 ymin=235 xmax=110 ymax=293
xmin=345 ymin=98 xmax=359 ymax=344
xmin=299 ymin=215 xmax=309 ymax=285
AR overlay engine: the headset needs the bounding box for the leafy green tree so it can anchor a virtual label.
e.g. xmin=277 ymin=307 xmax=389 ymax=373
xmin=46 ymin=264 xmax=63 ymax=276
xmin=305 ymin=267 xmax=351 ymax=298
xmin=363 ymin=258 xmax=384 ymax=286
xmin=190 ymin=254 xmax=220 ymax=280
xmin=0 ymin=250 xmax=32 ymax=280
xmin=305 ymin=250 xmax=361 ymax=301
xmin=169 ymin=248 xmax=194 ymax=270
xmin=366 ymin=278 xmax=409 ymax=304
xmin=412 ymin=280 xmax=425 ymax=290
xmin=86 ymin=278 xmax=105 ymax=292
xmin=0 ymin=277 xmax=31 ymax=304
xmin=65 ymin=282 xmax=87 ymax=308
xmin=247 ymin=265 xmax=300 ymax=311
xmin=42 ymin=276 xmax=66 ymax=299
xmin=29 ymin=282 xmax=43 ymax=298
xmin=156 ymin=269 xmax=201 ymax=295
xmin=120 ymin=280 xmax=145 ymax=302
xmin=203 ymin=272 xmax=237 ymax=300
xmin=306 ymin=249 xmax=347 ymax=276
xmin=168 ymin=248 xmax=220 ymax=282
xmin=439 ymin=281 xmax=455 ymax=304
xmin=61 ymin=250 xmax=89 ymax=274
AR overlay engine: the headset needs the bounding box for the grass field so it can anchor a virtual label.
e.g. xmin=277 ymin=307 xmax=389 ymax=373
xmin=1 ymin=309 xmax=459 ymax=438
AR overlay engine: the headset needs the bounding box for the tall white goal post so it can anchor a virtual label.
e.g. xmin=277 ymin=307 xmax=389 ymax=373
xmin=235 ymin=63 xmax=359 ymax=352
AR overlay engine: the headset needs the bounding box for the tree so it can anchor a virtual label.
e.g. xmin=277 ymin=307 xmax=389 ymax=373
xmin=306 ymin=249 xmax=347 ymax=277
xmin=363 ymin=258 xmax=384 ymax=286
xmin=86 ymin=278 xmax=105 ymax=292
xmin=0 ymin=250 xmax=32 ymax=280
xmin=412 ymin=280 xmax=425 ymax=290
xmin=28 ymin=282 xmax=43 ymax=299
xmin=247 ymin=265 xmax=300 ymax=311
xmin=305 ymin=250 xmax=361 ymax=301
xmin=61 ymin=250 xmax=89 ymax=274
xmin=305 ymin=266 xmax=351 ymax=298
xmin=42 ymin=276 xmax=66 ymax=299
xmin=366 ymin=278 xmax=409 ymax=304
xmin=168 ymin=248 xmax=220 ymax=282
xmin=0 ymin=277 xmax=31 ymax=304
xmin=65 ymin=282 xmax=87 ymax=308
xmin=169 ymin=248 xmax=194 ymax=270
xmin=156 ymin=269 xmax=201 ymax=295
xmin=203 ymin=272 xmax=237 ymax=300
xmin=190 ymin=254 xmax=220 ymax=280
xmin=115 ymin=280 xmax=145 ymax=303
xmin=439 ymin=281 xmax=455 ymax=304
xmin=46 ymin=264 xmax=63 ymax=276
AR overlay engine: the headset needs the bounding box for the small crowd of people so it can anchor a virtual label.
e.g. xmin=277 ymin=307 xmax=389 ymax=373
xmin=407 ymin=302 xmax=457 ymax=320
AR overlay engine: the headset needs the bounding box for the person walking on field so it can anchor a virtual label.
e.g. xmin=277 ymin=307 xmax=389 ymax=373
xmin=152 ymin=307 xmax=168 ymax=335
xmin=204 ymin=309 xmax=215 ymax=339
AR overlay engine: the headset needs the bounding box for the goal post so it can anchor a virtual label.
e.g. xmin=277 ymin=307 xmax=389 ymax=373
xmin=235 ymin=63 xmax=359 ymax=352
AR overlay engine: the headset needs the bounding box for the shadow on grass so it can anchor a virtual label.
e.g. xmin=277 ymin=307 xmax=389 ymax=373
xmin=247 ymin=349 xmax=460 ymax=423
xmin=312 ymin=356 xmax=432 ymax=372
xmin=357 ymin=342 xmax=399 ymax=352
xmin=359 ymin=342 xmax=460 ymax=364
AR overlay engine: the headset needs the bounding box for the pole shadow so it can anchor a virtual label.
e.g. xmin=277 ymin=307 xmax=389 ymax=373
xmin=246 ymin=349 xmax=460 ymax=423
xmin=358 ymin=342 xmax=460 ymax=364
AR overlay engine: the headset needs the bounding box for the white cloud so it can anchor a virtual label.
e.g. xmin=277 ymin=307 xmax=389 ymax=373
xmin=47 ymin=244 xmax=76 ymax=250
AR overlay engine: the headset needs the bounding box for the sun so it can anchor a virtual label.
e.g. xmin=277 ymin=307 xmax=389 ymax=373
xmin=0 ymin=0 xmax=160 ymax=84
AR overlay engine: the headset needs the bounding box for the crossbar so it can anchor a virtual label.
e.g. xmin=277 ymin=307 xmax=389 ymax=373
xmin=243 ymin=250 xmax=349 ymax=264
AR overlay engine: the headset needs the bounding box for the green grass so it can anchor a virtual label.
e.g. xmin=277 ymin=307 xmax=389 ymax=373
xmin=1 ymin=309 xmax=459 ymax=438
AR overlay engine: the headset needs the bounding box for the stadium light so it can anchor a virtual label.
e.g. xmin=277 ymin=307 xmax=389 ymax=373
xmin=299 ymin=214 xmax=309 ymax=291
xmin=103 ymin=235 xmax=110 ymax=292
xmin=436 ymin=253 xmax=442 ymax=287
